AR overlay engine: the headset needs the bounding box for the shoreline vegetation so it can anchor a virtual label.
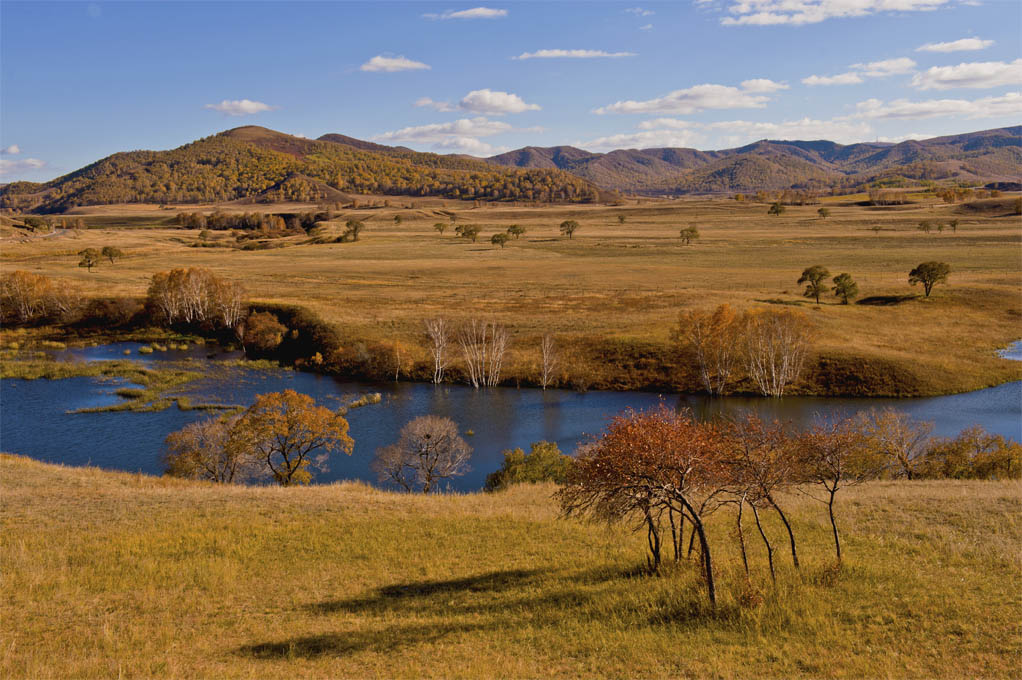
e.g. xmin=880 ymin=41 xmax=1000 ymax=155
xmin=1 ymin=306 xmax=1019 ymax=400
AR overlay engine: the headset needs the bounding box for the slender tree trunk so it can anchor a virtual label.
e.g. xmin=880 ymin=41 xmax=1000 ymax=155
xmin=686 ymin=523 xmax=698 ymax=559
xmin=668 ymin=507 xmax=679 ymax=562
xmin=679 ymin=501 xmax=715 ymax=607
xmin=646 ymin=512 xmax=661 ymax=572
xmin=828 ymin=488 xmax=841 ymax=562
xmin=736 ymin=498 xmax=750 ymax=576
xmin=767 ymin=494 xmax=800 ymax=570
xmin=751 ymin=503 xmax=776 ymax=582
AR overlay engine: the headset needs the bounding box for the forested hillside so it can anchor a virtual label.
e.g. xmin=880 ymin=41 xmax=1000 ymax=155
xmin=0 ymin=127 xmax=601 ymax=213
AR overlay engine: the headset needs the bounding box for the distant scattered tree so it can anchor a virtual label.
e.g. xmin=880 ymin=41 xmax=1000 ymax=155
xmin=948 ymin=219 xmax=959 ymax=233
xmin=101 ymin=246 xmax=124 ymax=264
xmin=917 ymin=220 xmax=933 ymax=234
xmin=817 ymin=207 xmax=830 ymax=219
xmin=393 ymin=215 xmax=403 ymax=225
xmin=433 ymin=222 xmax=447 ymax=236
xmin=344 ymin=219 xmax=365 ymax=241
xmin=78 ymin=248 xmax=100 ymax=272
xmin=485 ymin=441 xmax=573 ymax=491
xmin=457 ymin=224 xmax=481 ymax=242
xmin=831 ymin=273 xmax=859 ymax=304
xmin=198 ymin=229 xmax=211 ymax=240
xmin=163 ymin=415 xmax=251 ymax=484
xmin=617 ymin=215 xmax=626 ymax=224
xmin=491 ymin=233 xmax=510 ymax=248
xmin=238 ymin=389 xmax=353 ymax=486
xmin=559 ymin=220 xmax=580 ymax=239
xmin=506 ymin=224 xmax=526 ymax=239
xmin=372 ymin=416 xmax=471 ymax=493
xmin=449 ymin=213 xmax=458 ymax=223
xmin=870 ymin=225 xmax=882 ymax=236
xmin=908 ymin=261 xmax=950 ymax=297
xmin=768 ymin=202 xmax=785 ymax=216
xmin=798 ymin=265 xmax=830 ymax=304
xmin=679 ymin=225 xmax=699 ymax=245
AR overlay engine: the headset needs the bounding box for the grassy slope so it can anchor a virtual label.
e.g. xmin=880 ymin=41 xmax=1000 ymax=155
xmin=2 ymin=454 xmax=1019 ymax=678
xmin=2 ymin=198 xmax=1020 ymax=395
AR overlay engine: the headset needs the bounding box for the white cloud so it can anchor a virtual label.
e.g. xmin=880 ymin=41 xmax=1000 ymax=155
xmin=852 ymin=92 xmax=1022 ymax=119
xmin=204 ymin=99 xmax=275 ymax=116
xmin=911 ymin=59 xmax=1022 ymax=90
xmin=803 ymin=73 xmax=865 ymax=86
xmin=916 ymin=37 xmax=994 ymax=52
xmin=424 ymin=7 xmax=507 ymax=20
xmin=579 ymin=129 xmax=705 ymax=152
xmin=360 ymin=55 xmax=431 ymax=72
xmin=459 ymin=89 xmax=540 ymax=114
xmin=415 ymin=97 xmax=458 ymax=112
xmin=513 ymin=49 xmax=637 ymax=60
xmin=640 ymin=23 xmax=653 ymax=30
xmin=372 ymin=116 xmax=538 ymax=154
xmin=0 ymin=157 xmax=47 ymax=176
xmin=625 ymin=7 xmax=654 ymax=15
xmin=2 ymin=144 xmax=21 ymax=154
xmin=803 ymin=57 xmax=916 ymax=86
xmin=718 ymin=0 xmax=950 ymax=26
xmin=852 ymin=57 xmax=916 ymax=77
xmin=876 ymin=133 xmax=933 ymax=142
xmin=415 ymin=89 xmax=540 ymax=115
xmin=594 ymin=80 xmax=787 ymax=115
xmin=581 ymin=115 xmax=875 ymax=151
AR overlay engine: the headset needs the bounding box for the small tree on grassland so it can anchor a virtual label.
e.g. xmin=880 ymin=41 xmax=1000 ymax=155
xmin=372 ymin=416 xmax=471 ymax=493
xmin=485 ymin=441 xmax=573 ymax=491
xmin=457 ymin=224 xmax=481 ymax=242
xmin=506 ymin=224 xmax=526 ymax=239
xmin=798 ymin=265 xmax=830 ymax=304
xmin=768 ymin=202 xmax=785 ymax=216
xmin=101 ymin=246 xmax=124 ymax=264
xmin=237 ymin=390 xmax=353 ymax=486
xmin=559 ymin=220 xmax=579 ymax=239
xmin=491 ymin=233 xmax=509 ymax=248
xmin=908 ymin=261 xmax=950 ymax=298
xmin=679 ymin=225 xmax=699 ymax=245
xmin=831 ymin=272 xmax=859 ymax=304
xmin=433 ymin=222 xmax=447 ymax=236
xmin=817 ymin=207 xmax=830 ymax=219
xmin=344 ymin=219 xmax=365 ymax=241
xmin=78 ymin=248 xmax=100 ymax=272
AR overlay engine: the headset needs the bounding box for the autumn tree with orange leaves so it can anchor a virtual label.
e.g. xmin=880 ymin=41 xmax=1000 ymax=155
xmin=237 ymin=390 xmax=354 ymax=486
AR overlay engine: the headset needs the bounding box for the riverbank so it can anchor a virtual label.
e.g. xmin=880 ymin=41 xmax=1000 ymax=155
xmin=1 ymin=454 xmax=1018 ymax=678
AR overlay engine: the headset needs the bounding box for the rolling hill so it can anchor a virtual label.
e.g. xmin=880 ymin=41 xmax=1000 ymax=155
xmin=0 ymin=127 xmax=602 ymax=213
xmin=2 ymin=126 xmax=1018 ymax=212
xmin=487 ymin=126 xmax=1022 ymax=195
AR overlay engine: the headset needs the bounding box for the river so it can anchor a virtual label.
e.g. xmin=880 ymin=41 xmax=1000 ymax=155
xmin=1 ymin=341 xmax=1019 ymax=491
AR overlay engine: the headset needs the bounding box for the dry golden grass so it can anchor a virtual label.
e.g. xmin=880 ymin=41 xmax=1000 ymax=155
xmin=2 ymin=197 xmax=1020 ymax=394
xmin=2 ymin=454 xmax=1020 ymax=679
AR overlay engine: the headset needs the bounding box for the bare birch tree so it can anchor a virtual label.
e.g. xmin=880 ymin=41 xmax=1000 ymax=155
xmin=424 ymin=318 xmax=452 ymax=384
xmin=742 ymin=308 xmax=812 ymax=398
xmin=673 ymin=304 xmax=742 ymax=395
xmin=458 ymin=319 xmax=510 ymax=388
xmin=540 ymin=333 xmax=558 ymax=389
xmin=371 ymin=416 xmax=472 ymax=493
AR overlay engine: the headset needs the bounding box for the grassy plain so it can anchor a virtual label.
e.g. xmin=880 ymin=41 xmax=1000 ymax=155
xmin=1 ymin=454 xmax=1019 ymax=678
xmin=2 ymin=196 xmax=1020 ymax=394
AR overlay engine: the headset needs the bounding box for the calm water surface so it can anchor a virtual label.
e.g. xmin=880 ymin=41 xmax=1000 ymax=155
xmin=2 ymin=342 xmax=1019 ymax=491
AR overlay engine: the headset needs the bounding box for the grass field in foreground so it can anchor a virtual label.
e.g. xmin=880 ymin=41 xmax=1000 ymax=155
xmin=2 ymin=197 xmax=1020 ymax=395
xmin=1 ymin=454 xmax=1019 ymax=679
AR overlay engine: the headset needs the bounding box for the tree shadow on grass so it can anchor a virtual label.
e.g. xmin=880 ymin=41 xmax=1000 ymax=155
xmin=856 ymin=294 xmax=918 ymax=306
xmin=238 ymin=622 xmax=491 ymax=660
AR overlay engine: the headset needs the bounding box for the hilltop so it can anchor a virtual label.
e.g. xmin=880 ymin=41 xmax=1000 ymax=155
xmin=487 ymin=126 xmax=1022 ymax=194
xmin=0 ymin=126 xmax=601 ymax=213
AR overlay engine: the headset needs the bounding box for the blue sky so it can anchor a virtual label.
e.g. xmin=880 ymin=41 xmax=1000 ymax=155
xmin=1 ymin=0 xmax=1019 ymax=181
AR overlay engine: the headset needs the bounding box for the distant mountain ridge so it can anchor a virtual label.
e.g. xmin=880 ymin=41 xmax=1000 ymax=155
xmin=1 ymin=125 xmax=1018 ymax=212
xmin=486 ymin=126 xmax=1022 ymax=194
